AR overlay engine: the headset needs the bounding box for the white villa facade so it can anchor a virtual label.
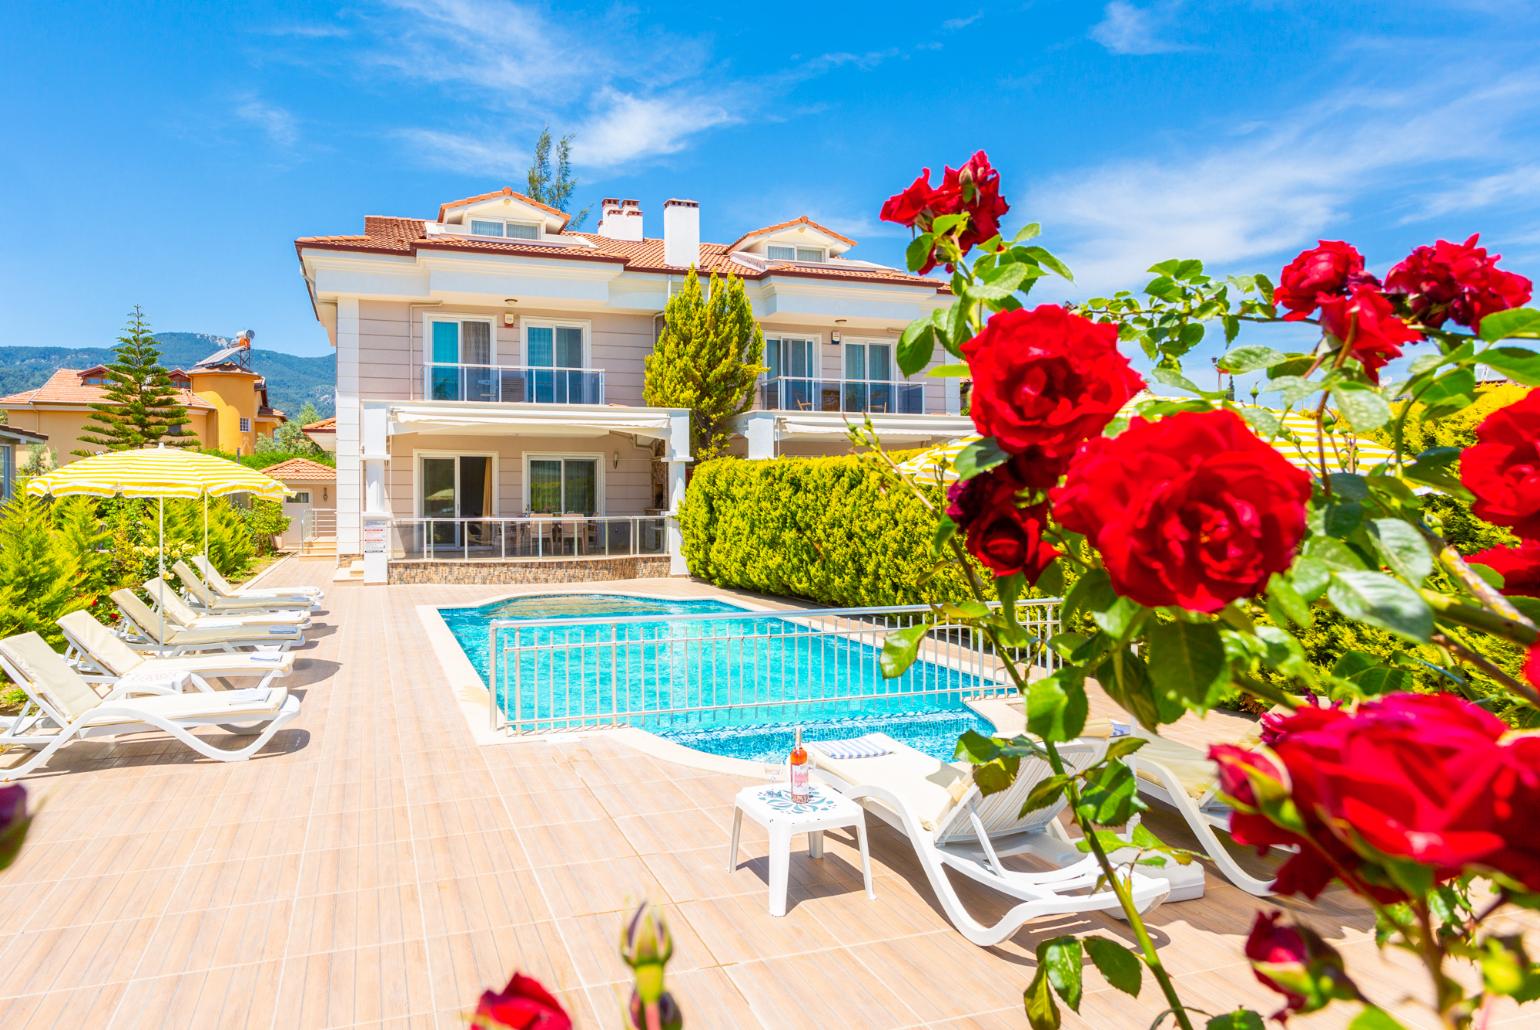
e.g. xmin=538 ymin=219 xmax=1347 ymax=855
xmin=296 ymin=188 xmax=969 ymax=583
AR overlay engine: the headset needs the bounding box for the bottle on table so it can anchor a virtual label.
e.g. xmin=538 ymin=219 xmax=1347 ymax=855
xmin=789 ymin=726 xmax=810 ymax=803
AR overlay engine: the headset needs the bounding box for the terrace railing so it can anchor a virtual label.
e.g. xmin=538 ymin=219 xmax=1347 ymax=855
xmin=761 ymin=376 xmax=926 ymax=414
xmin=423 ymin=363 xmax=606 ymax=405
xmin=485 ymin=599 xmax=1062 ymax=734
xmin=394 ymin=515 xmax=667 ymax=561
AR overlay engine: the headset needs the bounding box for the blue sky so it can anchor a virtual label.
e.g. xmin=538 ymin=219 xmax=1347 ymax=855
xmin=2 ymin=1 xmax=1539 ymax=360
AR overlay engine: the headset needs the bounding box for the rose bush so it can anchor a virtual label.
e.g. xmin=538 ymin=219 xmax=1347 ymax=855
xmin=870 ymin=151 xmax=1540 ymax=1030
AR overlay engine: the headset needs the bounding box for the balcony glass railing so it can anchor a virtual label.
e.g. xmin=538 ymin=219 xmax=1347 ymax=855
xmin=424 ymin=364 xmax=605 ymax=404
xmin=760 ymin=377 xmax=925 ymax=414
xmin=392 ymin=515 xmax=667 ymax=561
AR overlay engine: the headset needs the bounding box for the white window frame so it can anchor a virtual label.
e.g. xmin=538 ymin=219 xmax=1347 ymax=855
xmin=412 ymin=449 xmax=502 ymax=518
xmin=467 ymin=218 xmax=543 ymax=241
xmin=522 ymin=452 xmax=606 ymax=516
xmin=766 ymin=244 xmax=828 ymax=263
xmin=422 ymin=313 xmax=499 ymax=370
xmin=843 ymin=340 xmax=901 ymax=384
xmin=238 ymin=417 xmax=252 ymax=432
xmin=289 ymin=490 xmax=312 ymax=505
xmin=520 ymin=318 xmax=592 ymax=369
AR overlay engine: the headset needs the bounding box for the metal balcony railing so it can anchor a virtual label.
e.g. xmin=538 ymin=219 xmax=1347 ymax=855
xmin=423 ymin=364 xmax=605 ymax=404
xmin=392 ymin=515 xmax=667 ymax=561
xmin=761 ymin=376 xmax=925 ymax=414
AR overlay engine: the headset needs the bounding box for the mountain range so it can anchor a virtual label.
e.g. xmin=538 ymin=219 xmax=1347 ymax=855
xmin=0 ymin=333 xmax=335 ymax=419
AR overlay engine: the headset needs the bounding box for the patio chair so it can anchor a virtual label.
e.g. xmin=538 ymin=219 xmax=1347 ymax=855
xmin=811 ymin=733 xmax=1171 ymax=947
xmin=1125 ymin=728 xmax=1283 ymax=897
xmin=111 ymin=588 xmax=302 ymax=653
xmin=143 ymin=577 xmax=310 ymax=634
xmin=0 ymin=631 xmax=299 ymax=781
xmin=173 ymin=561 xmax=315 ymax=615
xmin=191 ymin=555 xmax=323 ymax=606
xmin=58 ymin=610 xmax=293 ymax=692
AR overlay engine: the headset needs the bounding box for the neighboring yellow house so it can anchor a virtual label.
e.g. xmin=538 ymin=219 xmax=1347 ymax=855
xmin=0 ymin=338 xmax=286 ymax=462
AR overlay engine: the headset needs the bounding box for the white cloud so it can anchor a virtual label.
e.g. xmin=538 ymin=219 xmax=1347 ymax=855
xmin=943 ymin=12 xmax=983 ymax=31
xmin=1406 ymin=165 xmax=1540 ymax=223
xmin=572 ymin=90 xmax=739 ymax=168
xmin=234 ymin=96 xmax=299 ymax=149
xmin=1090 ymin=1 xmax=1194 ymax=56
xmin=1027 ymin=73 xmax=1540 ymax=298
xmin=392 ymin=129 xmax=525 ymax=176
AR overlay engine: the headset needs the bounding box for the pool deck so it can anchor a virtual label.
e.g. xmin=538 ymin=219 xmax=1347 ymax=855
xmin=1 ymin=560 xmax=1534 ymax=1028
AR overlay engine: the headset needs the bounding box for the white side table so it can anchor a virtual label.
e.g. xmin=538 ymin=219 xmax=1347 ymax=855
xmin=728 ymin=783 xmax=875 ymax=917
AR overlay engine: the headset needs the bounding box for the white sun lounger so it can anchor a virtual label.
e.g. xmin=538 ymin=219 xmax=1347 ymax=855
xmin=58 ymin=610 xmax=294 ymax=693
xmin=111 ymin=589 xmax=302 ymax=654
xmin=172 ymin=561 xmax=316 ymax=615
xmin=1126 ymin=730 xmax=1281 ymax=897
xmin=812 ymin=733 xmax=1170 ymax=946
xmin=0 ymin=632 xmax=299 ymax=781
xmin=143 ymin=578 xmax=309 ymax=635
xmin=192 ymin=555 xmax=323 ymax=606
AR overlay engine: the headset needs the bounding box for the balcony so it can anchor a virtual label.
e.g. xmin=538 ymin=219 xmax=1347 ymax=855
xmin=423 ymin=364 xmax=605 ymax=404
xmin=392 ymin=515 xmax=667 ymax=561
xmin=760 ymin=376 xmax=926 ymax=414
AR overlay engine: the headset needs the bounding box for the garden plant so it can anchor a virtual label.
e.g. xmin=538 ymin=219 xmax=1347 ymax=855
xmin=869 ymin=151 xmax=1540 ymax=1028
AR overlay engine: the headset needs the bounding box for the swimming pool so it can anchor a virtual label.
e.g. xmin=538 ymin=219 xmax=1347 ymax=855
xmin=439 ymin=593 xmax=1000 ymax=762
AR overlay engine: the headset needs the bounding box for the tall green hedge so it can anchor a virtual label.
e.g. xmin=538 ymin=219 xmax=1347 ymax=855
xmin=680 ymin=454 xmax=981 ymax=607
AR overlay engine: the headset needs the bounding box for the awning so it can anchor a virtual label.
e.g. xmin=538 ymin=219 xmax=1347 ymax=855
xmin=384 ymin=402 xmax=691 ymax=459
xmin=768 ymin=413 xmax=974 ymax=440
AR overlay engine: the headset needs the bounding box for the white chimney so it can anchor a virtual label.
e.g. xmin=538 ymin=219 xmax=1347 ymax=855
xmin=663 ymin=198 xmax=699 ymax=267
xmin=598 ymin=197 xmax=644 ymax=241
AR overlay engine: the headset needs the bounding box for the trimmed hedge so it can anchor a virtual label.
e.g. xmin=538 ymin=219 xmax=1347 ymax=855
xmin=680 ymin=454 xmax=981 ymax=607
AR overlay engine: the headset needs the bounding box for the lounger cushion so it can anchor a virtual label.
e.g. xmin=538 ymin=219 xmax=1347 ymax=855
xmin=813 ymin=737 xmax=972 ymax=831
xmin=59 ymin=610 xmax=147 ymax=678
xmin=1132 ymin=736 xmax=1219 ymax=800
xmin=122 ymin=650 xmax=293 ymax=683
xmin=85 ymin=686 xmax=289 ymax=726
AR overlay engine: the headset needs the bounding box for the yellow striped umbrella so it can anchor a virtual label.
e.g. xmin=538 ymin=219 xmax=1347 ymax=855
xmin=897 ymin=409 xmax=1396 ymax=482
xmin=26 ymin=446 xmax=291 ymax=640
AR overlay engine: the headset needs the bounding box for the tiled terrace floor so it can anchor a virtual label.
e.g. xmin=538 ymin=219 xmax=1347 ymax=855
xmin=1 ymin=560 xmax=1533 ymax=1028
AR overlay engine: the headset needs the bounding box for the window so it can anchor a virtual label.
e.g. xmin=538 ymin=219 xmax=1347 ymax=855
xmin=420 ymin=454 xmax=494 ymax=546
xmin=845 ymin=342 xmax=894 ymax=382
xmin=291 ymin=491 xmax=311 ymax=504
xmin=845 ymin=342 xmax=910 ymax=413
xmin=427 ymin=317 xmax=496 ymax=401
xmin=524 ymin=322 xmax=591 ymax=403
xmin=528 ymin=457 xmax=598 ymax=515
xmin=766 ymin=245 xmax=825 ymax=262
xmin=81 ymin=374 xmax=108 ymax=385
xmin=765 ymin=337 xmax=817 ymax=409
xmin=469 ymin=218 xmax=541 ymax=240
xmin=239 ymin=417 xmax=251 ymax=433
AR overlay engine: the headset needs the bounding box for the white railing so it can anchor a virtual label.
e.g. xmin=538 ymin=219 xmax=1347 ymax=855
xmin=485 ymin=600 xmax=1062 ymax=734
xmin=762 ymin=376 xmax=926 ymax=414
xmin=299 ymin=508 xmax=336 ymax=541
xmin=393 ymin=515 xmax=667 ymax=561
xmin=423 ymin=364 xmax=605 ymax=404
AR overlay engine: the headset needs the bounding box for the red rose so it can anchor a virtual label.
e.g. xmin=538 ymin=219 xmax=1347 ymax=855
xmin=1461 ymin=389 xmax=1540 ymax=538
xmin=963 ymin=305 xmax=1144 ymax=472
xmin=1244 ymin=912 xmax=1358 ymax=1023
xmin=1526 ymin=643 xmax=1540 ymax=690
xmin=1052 ymin=410 xmax=1311 ymax=612
xmin=1273 ymin=241 xmax=1371 ymax=319
xmin=0 ymin=784 xmax=29 ymax=872
xmin=1213 ymin=693 xmax=1540 ymax=901
xmin=946 ymin=465 xmax=1058 ymax=582
xmin=472 ymin=972 xmax=571 ymax=1030
xmin=1317 ymin=285 xmax=1421 ymax=384
xmin=880 ymin=150 xmax=1009 ymax=273
xmin=1469 ymin=538 xmax=1540 ymax=596
xmin=1386 ymin=234 xmax=1532 ymax=331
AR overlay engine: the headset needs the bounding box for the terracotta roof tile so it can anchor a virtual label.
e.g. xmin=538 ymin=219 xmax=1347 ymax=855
xmin=260 ymin=457 xmax=336 ymax=482
xmin=436 ymin=187 xmax=570 ymax=227
xmin=301 ymin=417 xmax=336 ymax=433
xmin=0 ymin=368 xmax=215 ymax=410
xmin=297 ymin=218 xmax=945 ymax=291
xmin=724 ymin=216 xmax=857 ymax=253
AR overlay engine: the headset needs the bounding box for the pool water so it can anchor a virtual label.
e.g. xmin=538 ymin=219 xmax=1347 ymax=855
xmin=440 ymin=593 xmax=996 ymax=762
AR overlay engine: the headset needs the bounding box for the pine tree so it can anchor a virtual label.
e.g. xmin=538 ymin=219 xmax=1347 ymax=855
xmin=526 ymin=127 xmax=589 ymax=229
xmin=75 ymin=306 xmax=193 ymax=455
xmin=50 ymin=497 xmax=113 ymax=601
xmin=643 ymin=269 xmax=766 ymax=460
xmin=0 ymin=492 xmax=84 ymax=647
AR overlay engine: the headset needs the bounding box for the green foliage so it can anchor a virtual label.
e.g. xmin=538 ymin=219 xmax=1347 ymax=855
xmin=0 ymin=491 xmax=87 ymax=648
xmin=75 ymin=306 xmax=193 ymax=455
xmin=256 ymin=401 xmax=327 ymax=457
xmin=1392 ymin=382 xmax=1527 ymax=456
xmin=233 ymin=500 xmax=288 ymax=557
xmin=50 ymin=497 xmax=114 ymax=600
xmin=202 ymin=446 xmax=334 ymax=470
xmin=526 ymin=126 xmax=588 ymax=229
xmin=680 ymin=454 xmax=982 ymax=606
xmin=643 ymin=270 xmax=766 ymax=461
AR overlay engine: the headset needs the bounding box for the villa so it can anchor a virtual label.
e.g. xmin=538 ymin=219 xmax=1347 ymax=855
xmin=295 ymin=188 xmax=972 ymax=584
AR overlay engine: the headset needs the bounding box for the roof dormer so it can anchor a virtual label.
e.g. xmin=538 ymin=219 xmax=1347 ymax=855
xmin=726 ymin=217 xmax=856 ymax=262
xmin=436 ymin=187 xmax=571 ymax=240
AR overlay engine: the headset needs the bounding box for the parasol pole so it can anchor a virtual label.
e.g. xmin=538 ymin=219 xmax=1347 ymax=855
xmin=158 ymin=494 xmax=166 ymax=647
xmin=203 ymin=492 xmax=209 ymax=561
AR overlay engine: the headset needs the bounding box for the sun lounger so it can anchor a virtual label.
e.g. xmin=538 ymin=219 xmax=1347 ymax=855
xmin=58 ymin=610 xmax=293 ymax=693
xmin=0 ymin=632 xmax=299 ymax=781
xmin=192 ymin=555 xmax=323 ymax=606
xmin=111 ymin=589 xmax=302 ymax=654
xmin=143 ymin=578 xmax=309 ymax=633
xmin=811 ymin=733 xmax=1170 ymax=946
xmin=172 ymin=561 xmax=315 ymax=615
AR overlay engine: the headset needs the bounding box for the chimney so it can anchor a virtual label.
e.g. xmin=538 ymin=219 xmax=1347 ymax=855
xmin=663 ymin=199 xmax=700 ymax=268
xmin=598 ymin=197 xmax=644 ymax=241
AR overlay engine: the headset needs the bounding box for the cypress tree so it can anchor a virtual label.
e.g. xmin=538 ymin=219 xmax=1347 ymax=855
xmin=51 ymin=497 xmax=113 ymax=601
xmin=643 ymin=269 xmax=766 ymax=460
xmin=75 ymin=306 xmax=193 ymax=455
xmin=0 ymin=492 xmax=83 ymax=646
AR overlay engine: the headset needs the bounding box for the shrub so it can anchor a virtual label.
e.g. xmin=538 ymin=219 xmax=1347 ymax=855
xmin=680 ymin=454 xmax=984 ymax=607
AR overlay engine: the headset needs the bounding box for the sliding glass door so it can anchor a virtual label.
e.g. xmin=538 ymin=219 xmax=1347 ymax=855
xmin=419 ymin=455 xmax=492 ymax=547
xmin=527 ymin=457 xmax=598 ymax=515
xmin=429 ymin=319 xmax=494 ymax=401
xmin=527 ymin=324 xmax=587 ymax=403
